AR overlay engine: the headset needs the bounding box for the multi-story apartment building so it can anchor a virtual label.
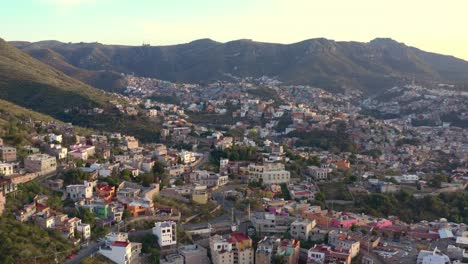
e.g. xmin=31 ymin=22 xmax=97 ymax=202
xmin=248 ymin=163 xmax=290 ymax=184
xmin=66 ymin=180 xmax=95 ymax=201
xmin=0 ymin=146 xmax=17 ymax=162
xmin=153 ymin=221 xmax=177 ymax=247
xmin=99 ymin=232 xmax=142 ymax=264
xmin=210 ymin=233 xmax=254 ymax=264
xmin=255 ymin=238 xmax=300 ymax=264
xmin=24 ymin=154 xmax=56 ymax=173
xmin=0 ymin=162 xmax=14 ymax=176
xmin=179 ymin=244 xmax=210 ymax=264
xmin=290 ymin=219 xmax=316 ymax=241
xmin=328 ymin=230 xmax=361 ymax=258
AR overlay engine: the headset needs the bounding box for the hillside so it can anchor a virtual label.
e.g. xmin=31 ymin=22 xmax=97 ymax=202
xmin=12 ymin=38 xmax=468 ymax=94
xmin=0 ymin=38 xmax=160 ymax=141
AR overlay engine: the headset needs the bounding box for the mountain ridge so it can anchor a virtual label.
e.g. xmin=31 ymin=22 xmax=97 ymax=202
xmin=9 ymin=37 xmax=468 ymax=93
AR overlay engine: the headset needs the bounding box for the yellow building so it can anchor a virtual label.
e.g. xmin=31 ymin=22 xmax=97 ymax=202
xmin=192 ymin=185 xmax=208 ymax=204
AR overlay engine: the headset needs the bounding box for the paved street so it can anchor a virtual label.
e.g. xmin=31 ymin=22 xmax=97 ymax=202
xmin=65 ymin=241 xmax=100 ymax=264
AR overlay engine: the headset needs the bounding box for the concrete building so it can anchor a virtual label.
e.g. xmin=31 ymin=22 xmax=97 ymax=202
xmin=307 ymin=245 xmax=351 ymax=264
xmin=160 ymin=254 xmax=184 ymax=264
xmin=48 ymin=144 xmax=68 ymax=160
xmin=123 ymin=136 xmax=139 ymax=150
xmin=210 ymin=234 xmax=234 ymax=264
xmin=24 ymin=154 xmax=56 ymax=173
xmin=416 ymin=248 xmax=450 ymax=264
xmin=179 ymin=150 xmax=196 ymax=164
xmin=99 ymin=241 xmax=142 ymax=264
xmin=307 ymin=166 xmax=328 ymax=180
xmin=0 ymin=147 xmax=17 ymax=162
xmin=179 ymin=244 xmax=210 ymax=264
xmin=252 ymin=212 xmax=295 ymax=234
xmin=210 ymin=233 xmax=254 ymax=264
xmin=0 ymin=162 xmax=14 ymax=176
xmin=76 ymin=223 xmax=91 ymax=240
xmin=248 ymin=163 xmax=290 ymax=184
xmin=66 ymin=181 xmax=94 ymax=201
xmin=191 ymin=185 xmax=208 ymax=204
xmin=47 ymin=133 xmax=63 ymax=143
xmin=290 ymin=219 xmax=316 ymax=241
xmin=68 ymin=145 xmax=95 ymax=160
xmin=256 ymin=237 xmax=300 ymax=264
xmin=153 ymin=221 xmax=177 ymax=247
xmin=0 ymin=191 xmax=5 ymax=216
xmin=328 ymin=230 xmax=360 ymax=258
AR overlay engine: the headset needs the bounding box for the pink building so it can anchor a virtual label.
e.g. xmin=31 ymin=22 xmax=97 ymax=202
xmin=371 ymin=219 xmax=392 ymax=229
xmin=331 ymin=217 xmax=359 ymax=228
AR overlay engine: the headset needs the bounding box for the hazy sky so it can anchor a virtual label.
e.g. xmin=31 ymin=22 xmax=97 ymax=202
xmin=2 ymin=0 xmax=468 ymax=60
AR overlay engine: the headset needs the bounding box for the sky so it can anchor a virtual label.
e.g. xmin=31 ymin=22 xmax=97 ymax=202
xmin=2 ymin=0 xmax=468 ymax=60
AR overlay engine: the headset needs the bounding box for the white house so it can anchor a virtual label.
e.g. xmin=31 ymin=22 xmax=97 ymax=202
xmin=153 ymin=221 xmax=177 ymax=247
xmin=76 ymin=223 xmax=91 ymax=240
xmin=66 ymin=181 xmax=95 ymax=201
xmin=99 ymin=232 xmax=142 ymax=264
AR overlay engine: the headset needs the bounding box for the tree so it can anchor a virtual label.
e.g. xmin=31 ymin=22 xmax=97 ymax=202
xmin=174 ymin=178 xmax=184 ymax=186
xmin=122 ymin=209 xmax=132 ymax=220
xmin=77 ymin=208 xmax=96 ymax=226
xmin=429 ymin=174 xmax=448 ymax=188
xmin=152 ymin=161 xmax=166 ymax=175
xmin=120 ymin=169 xmax=133 ymax=181
xmin=63 ymin=169 xmax=92 ymax=185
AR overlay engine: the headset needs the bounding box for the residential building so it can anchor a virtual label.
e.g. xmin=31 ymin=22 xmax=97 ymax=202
xmin=0 ymin=146 xmax=17 ymax=162
xmin=123 ymin=136 xmax=139 ymax=150
xmin=276 ymin=239 xmax=300 ymax=264
xmin=179 ymin=150 xmax=196 ymax=164
xmin=248 ymin=163 xmax=290 ymax=184
xmin=160 ymin=254 xmax=184 ymax=264
xmin=76 ymin=223 xmax=91 ymax=240
xmin=68 ymin=145 xmax=96 ymax=160
xmin=256 ymin=237 xmax=300 ymax=264
xmin=210 ymin=233 xmax=254 ymax=264
xmin=255 ymin=238 xmax=275 ymax=264
xmin=24 ymin=154 xmax=56 ymax=173
xmin=307 ymin=245 xmax=351 ymax=264
xmin=252 ymin=212 xmax=295 ymax=234
xmin=153 ymin=221 xmax=177 ymax=247
xmin=0 ymin=191 xmax=5 ymax=216
xmin=290 ymin=219 xmax=316 ymax=241
xmin=192 ymin=185 xmax=208 ymax=204
xmin=66 ymin=180 xmax=94 ymax=201
xmin=99 ymin=233 xmax=142 ymax=264
xmin=416 ymin=248 xmax=450 ymax=264
xmin=47 ymin=144 xmax=68 ymax=160
xmin=96 ymin=184 xmax=116 ymax=202
xmin=179 ymin=244 xmax=210 ymax=264
xmin=307 ymin=166 xmax=328 ymax=180
xmin=47 ymin=133 xmax=63 ymax=143
xmin=0 ymin=162 xmax=14 ymax=176
xmin=328 ymin=230 xmax=360 ymax=258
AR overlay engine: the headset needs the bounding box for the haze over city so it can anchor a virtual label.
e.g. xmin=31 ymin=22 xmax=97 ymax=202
xmin=0 ymin=1 xmax=467 ymax=264
xmin=2 ymin=0 xmax=468 ymax=60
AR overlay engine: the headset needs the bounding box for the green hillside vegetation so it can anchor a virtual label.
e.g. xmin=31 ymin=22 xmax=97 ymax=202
xmin=354 ymin=190 xmax=468 ymax=223
xmin=26 ymin=47 xmax=125 ymax=92
xmin=0 ymin=182 xmax=75 ymax=264
xmin=0 ymin=38 xmax=161 ymax=141
xmin=0 ymin=38 xmax=113 ymax=116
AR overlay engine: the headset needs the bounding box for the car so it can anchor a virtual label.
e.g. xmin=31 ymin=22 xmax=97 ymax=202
xmin=67 ymin=253 xmax=78 ymax=259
